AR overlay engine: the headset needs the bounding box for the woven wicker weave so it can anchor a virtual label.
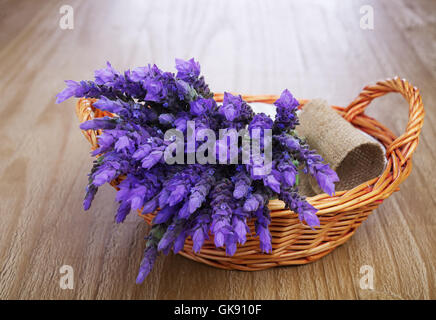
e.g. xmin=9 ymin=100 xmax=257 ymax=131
xmin=75 ymin=78 xmax=424 ymax=271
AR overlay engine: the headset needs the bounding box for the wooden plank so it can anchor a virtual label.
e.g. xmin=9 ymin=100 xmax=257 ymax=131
xmin=0 ymin=0 xmax=434 ymax=299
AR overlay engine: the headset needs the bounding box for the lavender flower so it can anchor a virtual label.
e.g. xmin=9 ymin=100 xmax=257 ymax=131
xmin=187 ymin=169 xmax=215 ymax=217
xmin=279 ymin=188 xmax=320 ymax=228
xmin=136 ymin=244 xmax=158 ymax=283
xmin=175 ymin=58 xmax=200 ymax=82
xmin=190 ymin=98 xmax=216 ymax=116
xmin=253 ymin=204 xmax=272 ymax=253
xmin=273 ymin=89 xmax=299 ymax=131
xmin=210 ymin=179 xmax=235 ymax=252
xmin=219 ymin=92 xmax=254 ymax=127
xmin=231 ymin=169 xmax=251 ymax=199
xmin=274 ymin=133 xmax=339 ymax=196
xmin=190 ymin=213 xmax=211 ymax=253
xmin=58 ymin=59 xmax=338 ymax=283
xmin=136 ymin=223 xmax=166 ymax=283
xmin=94 ymin=62 xmax=120 ymax=86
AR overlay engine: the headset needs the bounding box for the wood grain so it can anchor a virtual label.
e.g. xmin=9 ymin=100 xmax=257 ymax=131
xmin=0 ymin=0 xmax=434 ymax=300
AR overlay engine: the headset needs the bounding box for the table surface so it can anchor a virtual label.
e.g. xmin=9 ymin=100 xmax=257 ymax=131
xmin=0 ymin=0 xmax=435 ymax=300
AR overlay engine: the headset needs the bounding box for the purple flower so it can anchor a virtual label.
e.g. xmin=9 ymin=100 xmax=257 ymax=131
xmin=243 ymin=193 xmax=265 ymax=213
xmin=132 ymin=144 xmax=152 ymax=161
xmin=93 ymin=96 xmax=124 ymax=113
xmin=142 ymin=196 xmax=159 ymax=214
xmin=114 ymin=136 xmax=133 ymax=152
xmin=253 ymin=206 xmax=272 ymax=253
xmin=129 ymin=66 xmax=151 ymax=82
xmin=224 ymin=233 xmax=237 ymax=256
xmin=174 ymin=112 xmax=191 ymax=132
xmin=129 ymin=185 xmax=149 ymax=210
xmin=173 ymin=230 xmax=187 ymax=253
xmin=83 ymin=185 xmax=97 ymax=210
xmin=219 ymin=92 xmax=241 ymax=121
xmin=274 ymin=133 xmax=338 ymax=195
xmin=276 ymin=156 xmax=298 ymax=187
xmin=56 ymin=80 xmax=80 ymax=103
xmin=136 ymin=241 xmax=158 ymax=283
xmin=249 ymin=113 xmax=273 ymax=132
xmin=144 ymin=79 xmax=166 ymax=102
xmin=190 ymin=98 xmax=216 ymax=116
xmin=80 ymin=117 xmax=118 ymax=130
xmin=158 ymin=222 xmax=184 ymax=254
xmin=115 ymin=201 xmax=131 ymax=223
xmin=256 ymin=224 xmax=272 ymax=253
xmin=55 ymin=80 xmax=96 ymax=103
xmin=94 ymin=62 xmax=120 ymax=86
xmin=92 ymin=165 xmax=117 ymax=186
xmin=187 ymin=171 xmax=215 ymax=216
xmin=58 ymin=58 xmax=339 ymax=283
xmin=218 ymin=93 xmax=254 ymax=131
xmin=141 ymin=149 xmax=164 ymax=169
xmin=190 ymin=213 xmax=210 ymax=253
xmin=232 ymin=170 xmax=251 ymax=199
xmin=274 ymin=89 xmax=300 ymax=131
xmin=192 ymin=228 xmax=205 ymax=253
xmin=279 ymin=189 xmax=320 ymax=229
xmin=153 ymin=205 xmax=176 ymax=224
xmin=210 ymin=179 xmax=235 ymax=250
xmin=175 ymin=58 xmax=201 ymax=82
xmin=243 ymin=196 xmax=260 ymax=212
xmin=311 ymin=163 xmax=339 ymax=196
xmin=158 ymin=113 xmax=175 ymax=125
xmin=264 ymin=173 xmax=281 ymax=193
xmin=168 ymin=184 xmax=187 ymax=206
xmin=276 ymin=134 xmax=300 ymax=150
xmin=232 ymin=215 xmax=249 ymax=244
xmin=301 ymin=205 xmax=320 ymax=228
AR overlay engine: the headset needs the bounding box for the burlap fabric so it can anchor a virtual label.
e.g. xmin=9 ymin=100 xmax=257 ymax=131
xmin=296 ymin=99 xmax=386 ymax=195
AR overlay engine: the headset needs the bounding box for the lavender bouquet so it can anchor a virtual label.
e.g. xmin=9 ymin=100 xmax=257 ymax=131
xmin=57 ymin=58 xmax=338 ymax=283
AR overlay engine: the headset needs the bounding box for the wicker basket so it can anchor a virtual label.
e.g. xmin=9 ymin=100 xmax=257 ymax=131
xmin=76 ymin=78 xmax=424 ymax=271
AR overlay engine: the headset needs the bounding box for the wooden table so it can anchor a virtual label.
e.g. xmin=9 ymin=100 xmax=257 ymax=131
xmin=0 ymin=0 xmax=434 ymax=299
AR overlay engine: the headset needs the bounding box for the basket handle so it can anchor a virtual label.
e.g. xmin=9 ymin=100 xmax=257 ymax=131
xmin=343 ymin=77 xmax=425 ymax=164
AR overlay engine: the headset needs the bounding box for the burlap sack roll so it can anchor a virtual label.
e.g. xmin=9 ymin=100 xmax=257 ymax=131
xmin=296 ymin=99 xmax=386 ymax=194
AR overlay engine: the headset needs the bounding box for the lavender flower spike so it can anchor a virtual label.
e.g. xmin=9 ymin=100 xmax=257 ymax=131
xmin=57 ymin=58 xmax=338 ymax=283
